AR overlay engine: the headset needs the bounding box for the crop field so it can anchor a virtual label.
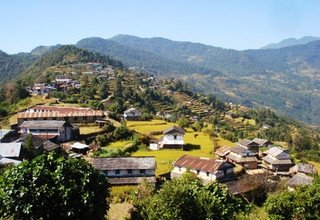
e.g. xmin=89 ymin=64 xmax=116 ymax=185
xmin=79 ymin=126 xmax=103 ymax=135
xmin=104 ymin=140 xmax=133 ymax=150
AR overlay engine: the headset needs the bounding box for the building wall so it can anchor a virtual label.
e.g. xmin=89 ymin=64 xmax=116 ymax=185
xmin=17 ymin=115 xmax=103 ymax=125
xmin=242 ymin=161 xmax=258 ymax=169
xmin=105 ymin=169 xmax=155 ymax=177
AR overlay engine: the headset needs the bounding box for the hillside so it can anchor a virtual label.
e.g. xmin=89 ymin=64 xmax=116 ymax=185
xmin=78 ymin=35 xmax=320 ymax=124
xmin=0 ymin=50 xmax=37 ymax=84
xmin=21 ymin=45 xmax=123 ymax=83
xmin=261 ymin=36 xmax=320 ymax=49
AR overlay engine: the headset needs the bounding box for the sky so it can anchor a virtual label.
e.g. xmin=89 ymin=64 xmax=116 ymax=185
xmin=1 ymin=0 xmax=319 ymax=54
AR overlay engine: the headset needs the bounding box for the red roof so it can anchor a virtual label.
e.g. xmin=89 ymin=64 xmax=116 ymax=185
xmin=174 ymin=155 xmax=233 ymax=173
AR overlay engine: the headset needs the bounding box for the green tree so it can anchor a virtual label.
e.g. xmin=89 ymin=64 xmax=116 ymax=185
xmin=134 ymin=173 xmax=246 ymax=220
xmin=0 ymin=152 xmax=110 ymax=220
xmin=177 ymin=117 xmax=190 ymax=128
xmin=99 ymin=81 xmax=109 ymax=99
xmin=114 ymin=76 xmax=123 ymax=97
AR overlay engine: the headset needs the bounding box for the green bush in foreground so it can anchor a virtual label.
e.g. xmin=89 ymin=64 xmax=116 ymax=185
xmin=0 ymin=152 xmax=110 ymax=220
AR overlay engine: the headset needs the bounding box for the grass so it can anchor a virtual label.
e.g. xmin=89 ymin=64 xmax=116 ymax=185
xmin=309 ymin=161 xmax=320 ymax=174
xmin=104 ymin=140 xmax=133 ymax=150
xmin=79 ymin=126 xmax=103 ymax=135
xmin=0 ymin=96 xmax=56 ymax=128
xmin=128 ymin=120 xmax=235 ymax=175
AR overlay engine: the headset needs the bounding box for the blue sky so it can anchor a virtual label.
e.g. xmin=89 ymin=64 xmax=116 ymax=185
xmin=1 ymin=0 xmax=319 ymax=54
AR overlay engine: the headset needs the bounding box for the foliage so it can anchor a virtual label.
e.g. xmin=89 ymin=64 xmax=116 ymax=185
xmin=133 ymin=173 xmax=247 ymax=220
xmin=0 ymin=152 xmax=110 ymax=219
xmin=264 ymin=177 xmax=320 ymax=220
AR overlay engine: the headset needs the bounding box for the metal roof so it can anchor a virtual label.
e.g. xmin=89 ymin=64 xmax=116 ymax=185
xmin=163 ymin=126 xmax=185 ymax=135
xmin=174 ymin=155 xmax=234 ymax=173
xmin=92 ymin=157 xmax=156 ymax=170
xmin=71 ymin=142 xmax=89 ymax=149
xmin=289 ymin=163 xmax=317 ymax=175
xmin=0 ymin=129 xmax=11 ymax=140
xmin=20 ymin=120 xmax=70 ymax=129
xmin=262 ymin=155 xmax=292 ymax=165
xmin=215 ymin=146 xmax=232 ymax=157
xmin=0 ymin=143 xmax=22 ymax=157
xmin=264 ymin=147 xmax=291 ymax=159
xmin=0 ymin=157 xmax=21 ymax=165
xmin=288 ymin=173 xmax=313 ymax=187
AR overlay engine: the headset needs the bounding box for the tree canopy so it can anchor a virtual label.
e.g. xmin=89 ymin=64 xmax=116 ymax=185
xmin=0 ymin=152 xmax=110 ymax=220
xmin=133 ymin=173 xmax=247 ymax=220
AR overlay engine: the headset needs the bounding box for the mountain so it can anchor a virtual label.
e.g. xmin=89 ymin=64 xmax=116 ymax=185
xmin=77 ymin=35 xmax=320 ymax=125
xmin=21 ymin=45 xmax=123 ymax=83
xmin=30 ymin=44 xmax=62 ymax=56
xmin=261 ymin=36 xmax=320 ymax=49
xmin=76 ymin=37 xmax=220 ymax=76
xmin=0 ymin=50 xmax=37 ymax=84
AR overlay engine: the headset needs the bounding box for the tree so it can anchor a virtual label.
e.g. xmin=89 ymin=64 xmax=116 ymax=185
xmin=99 ymin=81 xmax=109 ymax=99
xmin=264 ymin=177 xmax=320 ymax=220
xmin=0 ymin=152 xmax=110 ymax=220
xmin=177 ymin=117 xmax=190 ymax=128
xmin=24 ymin=134 xmax=37 ymax=159
xmin=133 ymin=173 xmax=246 ymax=220
xmin=114 ymin=76 xmax=123 ymax=97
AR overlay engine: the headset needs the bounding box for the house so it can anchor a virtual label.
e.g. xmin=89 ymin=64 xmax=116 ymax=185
xmin=225 ymin=146 xmax=258 ymax=169
xmin=157 ymin=126 xmax=185 ymax=149
xmin=289 ymin=163 xmax=317 ymax=176
xmin=92 ymin=157 xmax=156 ymax=185
xmin=288 ymin=173 xmax=314 ymax=190
xmin=17 ymin=105 xmax=104 ymax=125
xmin=215 ymin=146 xmax=232 ymax=159
xmin=262 ymin=147 xmax=293 ymax=173
xmin=252 ymin=138 xmax=273 ymax=147
xmin=171 ymin=155 xmax=236 ymax=183
xmin=0 ymin=143 xmax=22 ymax=164
xmin=20 ymin=120 xmax=75 ymax=142
xmin=237 ymin=139 xmax=260 ymax=153
xmin=123 ymin=108 xmax=141 ymax=121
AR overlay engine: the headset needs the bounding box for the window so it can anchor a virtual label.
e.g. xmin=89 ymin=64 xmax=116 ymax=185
xmin=174 ymin=135 xmax=177 ymax=139
xmin=207 ymin=172 xmax=210 ymax=176
xmin=140 ymin=169 xmax=145 ymax=174
xmin=128 ymin=169 xmax=132 ymax=174
xmin=74 ymin=117 xmax=78 ymax=121
xmin=115 ymin=170 xmax=120 ymax=175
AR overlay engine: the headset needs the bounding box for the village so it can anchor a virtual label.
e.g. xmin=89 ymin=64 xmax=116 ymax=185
xmin=0 ymin=62 xmax=317 ymax=207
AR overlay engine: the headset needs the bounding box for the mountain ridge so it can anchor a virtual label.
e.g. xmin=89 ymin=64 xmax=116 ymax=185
xmin=261 ymin=36 xmax=320 ymax=49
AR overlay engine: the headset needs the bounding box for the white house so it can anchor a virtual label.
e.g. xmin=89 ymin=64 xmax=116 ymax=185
xmin=19 ymin=120 xmax=74 ymax=142
xmin=92 ymin=157 xmax=156 ymax=185
xmin=171 ymin=155 xmax=235 ymax=183
xmin=157 ymin=126 xmax=185 ymax=149
xmin=123 ymin=108 xmax=142 ymax=121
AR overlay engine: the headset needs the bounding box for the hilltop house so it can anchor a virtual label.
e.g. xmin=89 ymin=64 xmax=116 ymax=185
xmin=171 ymin=155 xmax=236 ymax=183
xmin=92 ymin=157 xmax=156 ymax=185
xmin=17 ymin=105 xmax=103 ymax=125
xmin=215 ymin=146 xmax=232 ymax=159
xmin=237 ymin=139 xmax=260 ymax=153
xmin=123 ymin=108 xmax=141 ymax=121
xmin=262 ymin=147 xmax=293 ymax=173
xmin=19 ymin=134 xmax=60 ymax=153
xmin=225 ymin=146 xmax=258 ymax=169
xmin=20 ymin=120 xmax=75 ymax=142
xmin=157 ymin=126 xmax=185 ymax=149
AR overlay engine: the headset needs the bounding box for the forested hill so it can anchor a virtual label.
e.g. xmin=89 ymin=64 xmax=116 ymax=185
xmin=0 ymin=50 xmax=37 ymax=84
xmin=20 ymin=45 xmax=123 ymax=83
xmin=77 ymin=35 xmax=320 ymax=125
xmin=76 ymin=37 xmax=220 ymax=76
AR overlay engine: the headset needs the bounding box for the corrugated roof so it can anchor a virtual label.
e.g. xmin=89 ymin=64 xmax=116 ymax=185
xmin=71 ymin=142 xmax=89 ymax=149
xmin=0 ymin=157 xmax=21 ymax=165
xmin=124 ymin=108 xmax=141 ymax=114
xmin=92 ymin=157 xmax=156 ymax=170
xmin=163 ymin=126 xmax=185 ymax=135
xmin=263 ymin=155 xmax=292 ymax=165
xmin=226 ymin=153 xmax=258 ymax=163
xmin=215 ymin=146 xmax=232 ymax=157
xmin=0 ymin=143 xmax=21 ymax=157
xmin=230 ymin=146 xmax=252 ymax=154
xmin=264 ymin=147 xmax=291 ymax=159
xmin=20 ymin=120 xmax=69 ymax=129
xmin=238 ymin=139 xmax=258 ymax=147
xmin=174 ymin=155 xmax=234 ymax=173
xmin=252 ymin=138 xmax=272 ymax=146
xmin=17 ymin=105 xmax=103 ymax=119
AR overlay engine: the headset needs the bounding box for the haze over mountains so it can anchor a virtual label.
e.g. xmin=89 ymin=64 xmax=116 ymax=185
xmin=261 ymin=36 xmax=320 ymax=49
xmin=1 ymin=35 xmax=320 ymax=125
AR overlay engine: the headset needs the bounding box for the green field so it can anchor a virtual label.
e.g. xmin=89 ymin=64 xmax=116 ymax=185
xmin=104 ymin=140 xmax=133 ymax=150
xmin=126 ymin=120 xmax=235 ymax=175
